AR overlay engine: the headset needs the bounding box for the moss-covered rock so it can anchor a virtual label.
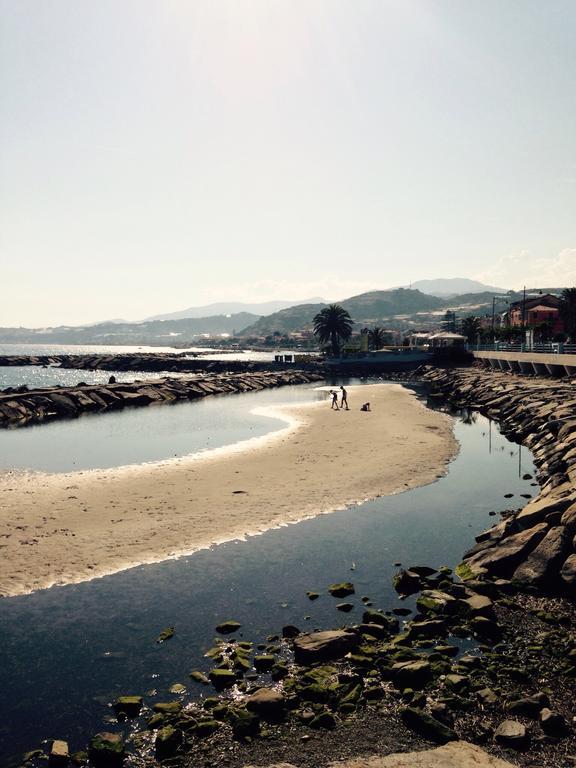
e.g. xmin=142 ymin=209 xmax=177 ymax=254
xmin=156 ymin=627 xmax=175 ymax=644
xmin=209 ymin=668 xmax=237 ymax=689
xmin=113 ymin=696 xmax=143 ymax=718
xmin=88 ymin=732 xmax=125 ymax=767
xmin=154 ymin=726 xmax=182 ymax=761
xmin=189 ymin=670 xmax=210 ymax=685
xmin=216 ymin=620 xmax=241 ymax=634
xmin=152 ymin=701 xmax=183 ymax=715
xmin=328 ymin=582 xmax=355 ymax=598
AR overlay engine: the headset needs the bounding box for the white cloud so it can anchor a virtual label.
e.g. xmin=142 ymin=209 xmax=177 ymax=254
xmin=475 ymin=249 xmax=576 ymax=290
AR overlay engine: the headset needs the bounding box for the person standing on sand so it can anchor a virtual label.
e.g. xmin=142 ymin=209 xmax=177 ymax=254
xmin=330 ymin=390 xmax=339 ymax=410
xmin=340 ymin=386 xmax=349 ymax=410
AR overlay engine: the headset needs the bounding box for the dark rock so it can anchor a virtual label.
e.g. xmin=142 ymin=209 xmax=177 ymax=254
xmin=506 ymin=692 xmax=549 ymax=718
xmin=512 ymin=525 xmax=570 ymax=587
xmin=328 ymin=582 xmax=355 ymax=598
xmin=293 ymin=630 xmax=359 ymax=663
xmin=229 ymin=708 xmax=260 ymax=739
xmin=362 ymin=609 xmax=399 ymax=631
xmin=216 ymin=620 xmax=241 ymax=634
xmin=393 ymin=569 xmax=423 ymax=595
xmin=88 ymin=732 xmax=125 ymax=767
xmin=153 ymin=701 xmax=183 ymax=714
xmin=113 ymin=696 xmax=143 ymax=718
xmin=391 ymin=660 xmax=432 ymax=690
xmin=407 ymin=565 xmax=437 ymax=577
xmin=400 ymin=706 xmax=457 ymax=743
xmin=154 ymin=726 xmax=182 ymax=760
xmin=336 ymin=602 xmax=354 ymax=612
xmin=246 ymin=688 xmax=286 ymax=720
xmin=189 ymin=671 xmax=210 ymax=685
xmin=405 ymin=619 xmax=447 ymax=641
xmin=281 ymin=624 xmax=300 ymax=638
xmin=560 ymin=554 xmax=576 ymax=587
xmin=253 ymin=655 xmax=275 ymax=672
xmin=309 ymin=711 xmax=336 ymax=729
xmin=156 ymin=627 xmax=175 ymax=643
xmin=464 ymin=523 xmax=548 ymax=578
xmin=477 ymin=688 xmax=498 ymax=705
xmin=208 ymin=669 xmax=237 ymax=689
xmin=539 ymin=707 xmax=570 ymax=737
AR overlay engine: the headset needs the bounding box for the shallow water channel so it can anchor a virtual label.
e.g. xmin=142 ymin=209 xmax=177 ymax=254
xmin=0 ymin=383 xmax=536 ymax=765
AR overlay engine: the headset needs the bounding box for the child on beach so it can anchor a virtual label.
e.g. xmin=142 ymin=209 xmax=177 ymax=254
xmin=330 ymin=390 xmax=339 ymax=410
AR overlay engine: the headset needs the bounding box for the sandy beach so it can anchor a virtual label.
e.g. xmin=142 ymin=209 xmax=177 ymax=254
xmin=0 ymin=384 xmax=457 ymax=597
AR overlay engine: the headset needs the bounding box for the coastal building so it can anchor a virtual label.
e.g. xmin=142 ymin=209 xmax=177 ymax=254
xmin=505 ymin=294 xmax=563 ymax=334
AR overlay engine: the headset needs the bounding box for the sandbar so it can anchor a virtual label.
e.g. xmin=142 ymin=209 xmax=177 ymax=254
xmin=0 ymin=384 xmax=457 ymax=597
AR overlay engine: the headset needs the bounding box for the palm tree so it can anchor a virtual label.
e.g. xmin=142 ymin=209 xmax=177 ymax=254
xmin=559 ymin=288 xmax=576 ymax=340
xmin=313 ymin=304 xmax=353 ymax=356
xmin=461 ymin=316 xmax=482 ymax=343
xmin=367 ymin=327 xmax=387 ymax=350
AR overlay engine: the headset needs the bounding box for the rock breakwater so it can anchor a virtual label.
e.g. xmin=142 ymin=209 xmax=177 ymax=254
xmin=423 ymin=365 xmax=576 ymax=593
xmin=0 ymin=353 xmax=322 ymax=375
xmin=0 ymin=369 xmax=324 ymax=429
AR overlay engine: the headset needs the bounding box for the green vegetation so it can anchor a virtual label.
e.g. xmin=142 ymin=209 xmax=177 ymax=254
xmin=313 ymin=305 xmax=353 ymax=356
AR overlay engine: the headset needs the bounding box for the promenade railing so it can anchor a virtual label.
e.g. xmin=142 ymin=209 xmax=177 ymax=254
xmin=467 ymin=342 xmax=576 ymax=355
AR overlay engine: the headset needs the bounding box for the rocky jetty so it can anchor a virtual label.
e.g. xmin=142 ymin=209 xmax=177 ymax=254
xmin=0 ymin=353 xmax=322 ymax=375
xmin=0 ymin=369 xmax=323 ymax=428
xmin=423 ymin=364 xmax=576 ymax=593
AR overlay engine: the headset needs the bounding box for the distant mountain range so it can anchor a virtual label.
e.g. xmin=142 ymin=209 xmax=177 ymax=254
xmin=403 ymin=278 xmax=507 ymax=297
xmin=6 ymin=281 xmax=553 ymax=347
xmin=146 ymin=298 xmax=326 ymax=322
xmin=237 ymin=287 xmax=516 ymax=337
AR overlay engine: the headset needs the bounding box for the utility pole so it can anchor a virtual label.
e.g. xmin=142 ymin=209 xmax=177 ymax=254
xmin=491 ymin=296 xmax=496 ymax=339
xmin=521 ymin=286 xmax=526 ymax=330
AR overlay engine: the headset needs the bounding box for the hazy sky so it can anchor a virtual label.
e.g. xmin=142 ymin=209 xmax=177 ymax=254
xmin=2 ymin=1 xmax=576 ymax=326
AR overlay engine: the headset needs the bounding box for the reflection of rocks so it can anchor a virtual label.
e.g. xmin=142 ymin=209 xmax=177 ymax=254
xmin=0 ymin=369 xmax=323 ymax=428
xmin=424 ymin=365 xmax=576 ymax=594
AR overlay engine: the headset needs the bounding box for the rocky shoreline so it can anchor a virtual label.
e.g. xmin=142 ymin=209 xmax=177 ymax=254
xmin=422 ymin=365 xmax=576 ymax=593
xmin=0 ymin=369 xmax=324 ymax=428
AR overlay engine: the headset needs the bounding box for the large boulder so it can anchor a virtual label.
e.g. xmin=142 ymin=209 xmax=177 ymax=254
xmin=293 ymin=630 xmax=359 ymax=663
xmin=463 ymin=523 xmax=548 ymax=578
xmin=512 ymin=526 xmax=570 ymax=587
xmin=391 ymin=660 xmax=432 ymax=690
xmin=515 ymin=496 xmax=573 ymax=529
xmin=560 ymin=553 xmax=576 ymax=588
xmin=245 ymin=688 xmax=286 ymax=720
xmin=561 ymin=504 xmax=576 ymax=532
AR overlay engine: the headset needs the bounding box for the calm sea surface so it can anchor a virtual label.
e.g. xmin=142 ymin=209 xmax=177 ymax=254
xmin=0 ymin=382 xmax=536 ymax=766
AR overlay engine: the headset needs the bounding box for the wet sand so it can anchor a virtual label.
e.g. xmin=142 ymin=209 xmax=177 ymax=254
xmin=0 ymin=384 xmax=457 ymax=597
